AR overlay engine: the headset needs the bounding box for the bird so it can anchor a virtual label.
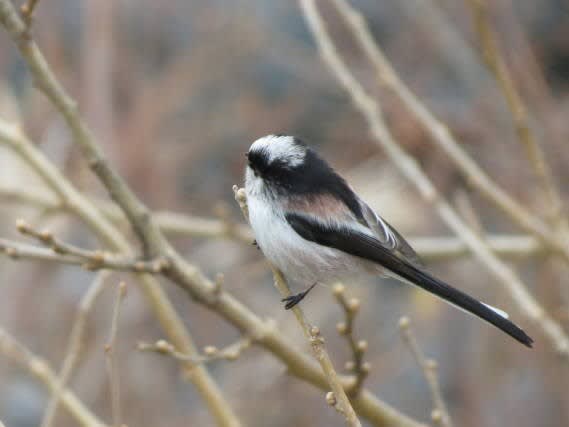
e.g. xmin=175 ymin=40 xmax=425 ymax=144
xmin=244 ymin=134 xmax=533 ymax=348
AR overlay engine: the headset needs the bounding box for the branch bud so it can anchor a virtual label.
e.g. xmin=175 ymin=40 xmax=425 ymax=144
xmin=15 ymin=219 xmax=28 ymax=233
xmin=356 ymin=340 xmax=368 ymax=353
xmin=398 ymin=316 xmax=410 ymax=330
xmin=332 ymin=283 xmax=345 ymax=296
xmin=203 ymin=345 xmax=218 ymax=356
xmin=325 ymin=391 xmax=337 ymax=406
xmin=347 ymin=298 xmax=360 ymax=312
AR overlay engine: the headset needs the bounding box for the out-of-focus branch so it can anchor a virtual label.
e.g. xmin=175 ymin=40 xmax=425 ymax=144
xmin=0 ymin=237 xmax=165 ymax=272
xmin=153 ymin=210 xmax=253 ymax=241
xmin=466 ymin=0 xmax=567 ymax=230
xmin=234 ymin=186 xmax=362 ymax=427
xmin=328 ymin=0 xmax=569 ymax=263
xmin=0 ymin=0 xmax=155 ymax=256
xmin=299 ymin=0 xmax=569 ymax=359
xmin=0 ymin=184 xmax=253 ymax=241
xmin=453 ymin=190 xmax=484 ymax=237
xmin=41 ymin=272 xmax=111 ymax=427
xmin=0 ymin=120 xmax=239 ymax=426
xmin=283 ymin=275 xmax=362 ymax=426
xmin=0 ymin=184 xmax=546 ymax=260
xmin=0 ymin=327 xmax=107 ymax=427
xmin=410 ymin=235 xmax=542 ymax=261
xmin=399 ymin=317 xmax=453 ymax=427
xmin=333 ymin=284 xmax=370 ymax=396
xmin=19 ymin=0 xmax=40 ymax=27
xmin=138 ymin=337 xmax=252 ymax=365
xmin=9 ymin=219 xmax=170 ymax=273
xmin=104 ymin=282 xmax=127 ymax=427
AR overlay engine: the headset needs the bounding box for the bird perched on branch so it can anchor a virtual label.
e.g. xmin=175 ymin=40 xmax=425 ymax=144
xmin=244 ymin=134 xmax=533 ymax=348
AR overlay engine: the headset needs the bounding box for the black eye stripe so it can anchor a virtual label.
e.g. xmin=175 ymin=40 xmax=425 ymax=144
xmin=247 ymin=149 xmax=269 ymax=172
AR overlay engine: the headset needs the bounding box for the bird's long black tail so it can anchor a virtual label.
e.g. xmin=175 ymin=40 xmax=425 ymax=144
xmin=390 ymin=263 xmax=534 ymax=348
xmin=369 ymin=244 xmax=534 ymax=347
xmin=286 ymin=213 xmax=534 ymax=348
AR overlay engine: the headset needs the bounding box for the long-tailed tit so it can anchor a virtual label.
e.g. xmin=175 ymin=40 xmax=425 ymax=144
xmin=244 ymin=134 xmax=533 ymax=347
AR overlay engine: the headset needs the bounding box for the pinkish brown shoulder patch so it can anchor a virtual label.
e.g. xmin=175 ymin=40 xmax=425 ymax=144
xmin=284 ymin=194 xmax=356 ymax=221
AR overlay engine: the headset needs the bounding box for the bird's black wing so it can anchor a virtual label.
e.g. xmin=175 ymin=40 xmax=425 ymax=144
xmin=285 ymin=212 xmax=533 ymax=348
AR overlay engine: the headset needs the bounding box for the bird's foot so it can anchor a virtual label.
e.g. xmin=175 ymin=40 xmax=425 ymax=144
xmin=281 ymin=282 xmax=317 ymax=310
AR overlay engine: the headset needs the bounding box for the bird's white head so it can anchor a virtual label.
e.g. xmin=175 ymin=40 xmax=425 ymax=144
xmin=248 ymin=135 xmax=307 ymax=168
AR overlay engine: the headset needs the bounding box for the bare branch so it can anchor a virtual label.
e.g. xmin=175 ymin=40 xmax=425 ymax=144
xmin=0 ymin=121 xmax=241 ymax=426
xmin=138 ymin=337 xmax=252 ymax=365
xmin=410 ymin=235 xmax=543 ymax=261
xmin=399 ymin=317 xmax=453 ymax=427
xmin=19 ymin=0 xmax=40 ymax=28
xmin=465 ymin=0 xmax=567 ymax=230
xmin=0 ymin=0 xmax=159 ymax=257
xmin=333 ymin=284 xmax=370 ymax=396
xmin=0 ymin=184 xmax=254 ymax=242
xmin=0 ymin=327 xmax=106 ymax=427
xmin=5 ymin=219 xmax=171 ymax=272
xmin=40 ymin=272 xmax=110 ymax=427
xmin=0 ymin=237 xmax=167 ymax=272
xmin=453 ymin=190 xmax=484 ymax=237
xmin=104 ymin=281 xmax=127 ymax=427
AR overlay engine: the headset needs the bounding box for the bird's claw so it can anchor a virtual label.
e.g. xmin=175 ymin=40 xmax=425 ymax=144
xmin=281 ymin=282 xmax=317 ymax=310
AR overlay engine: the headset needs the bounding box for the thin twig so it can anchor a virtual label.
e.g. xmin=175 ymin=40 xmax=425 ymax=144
xmin=399 ymin=317 xmax=453 ymax=427
xmin=40 ymin=272 xmax=111 ymax=427
xmin=19 ymin=0 xmax=40 ymax=28
xmin=465 ymin=0 xmax=567 ymax=231
xmin=14 ymin=218 xmax=170 ymax=272
xmin=0 ymin=327 xmax=106 ymax=427
xmin=105 ymin=282 xmax=127 ymax=427
xmin=453 ymin=190 xmax=484 ymax=237
xmin=300 ymin=0 xmax=569 ymax=358
xmin=0 ymin=237 xmax=170 ymax=273
xmin=278 ymin=271 xmax=361 ymax=426
xmin=0 ymin=184 xmax=254 ymax=242
xmin=333 ymin=284 xmax=370 ymax=396
xmin=234 ymin=186 xmax=362 ymax=426
xmin=138 ymin=337 xmax=252 ymax=364
xmin=408 ymin=235 xmax=543 ymax=261
xmin=328 ymin=0 xmax=569 ymax=262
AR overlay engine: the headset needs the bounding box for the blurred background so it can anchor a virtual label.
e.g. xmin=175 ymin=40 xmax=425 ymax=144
xmin=0 ymin=0 xmax=568 ymax=426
